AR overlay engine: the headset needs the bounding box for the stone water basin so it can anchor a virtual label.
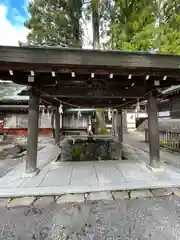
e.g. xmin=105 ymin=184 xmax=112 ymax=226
xmin=60 ymin=137 xmax=122 ymax=161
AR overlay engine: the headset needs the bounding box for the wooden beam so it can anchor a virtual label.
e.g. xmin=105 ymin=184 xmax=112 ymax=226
xmin=0 ymin=46 xmax=180 ymax=73
xmin=0 ymin=71 xmax=180 ymax=85
xmin=38 ymin=86 xmax=147 ymax=98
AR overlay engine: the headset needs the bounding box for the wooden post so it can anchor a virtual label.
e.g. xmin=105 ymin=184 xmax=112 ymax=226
xmin=26 ymin=87 xmax=39 ymax=175
xmin=123 ymin=110 xmax=127 ymax=133
xmin=114 ymin=110 xmax=118 ymax=137
xmin=112 ymin=109 xmax=115 ymax=136
xmin=51 ymin=109 xmax=55 ymax=139
xmin=117 ymin=108 xmax=123 ymax=160
xmin=147 ymin=90 xmax=160 ymax=168
xmin=55 ymin=106 xmax=60 ymax=146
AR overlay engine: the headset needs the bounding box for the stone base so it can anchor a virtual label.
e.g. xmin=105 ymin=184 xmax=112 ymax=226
xmin=56 ymin=194 xmax=85 ymax=203
xmin=151 ymin=188 xmax=173 ymax=197
xmin=130 ymin=190 xmax=153 ymax=199
xmin=111 ymin=191 xmax=129 ymax=200
xmin=146 ymin=164 xmax=164 ymax=172
xmin=87 ymin=191 xmax=113 ymax=201
xmin=23 ymin=168 xmax=40 ymax=178
xmin=7 ymin=197 xmax=36 ymax=208
xmin=34 ymin=196 xmax=55 ymax=207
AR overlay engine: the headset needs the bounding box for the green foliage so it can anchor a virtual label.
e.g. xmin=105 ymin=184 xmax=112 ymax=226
xmin=72 ymin=148 xmax=82 ymax=158
xmin=108 ymin=0 xmax=158 ymax=51
xmin=108 ymin=0 xmax=180 ymax=54
xmin=103 ymin=128 xmax=109 ymax=135
xmin=25 ymin=0 xmax=83 ymax=47
xmin=24 ymin=0 xmax=180 ymax=54
xmin=155 ymin=0 xmax=180 ymax=54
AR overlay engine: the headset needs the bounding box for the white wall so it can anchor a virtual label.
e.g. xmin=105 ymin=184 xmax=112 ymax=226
xmin=3 ymin=113 xmax=52 ymax=128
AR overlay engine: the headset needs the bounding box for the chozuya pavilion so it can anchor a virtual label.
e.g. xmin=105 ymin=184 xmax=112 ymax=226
xmin=0 ymin=45 xmax=180 ymax=176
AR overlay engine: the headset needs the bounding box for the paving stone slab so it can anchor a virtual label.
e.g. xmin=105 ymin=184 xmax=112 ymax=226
xmin=56 ymin=194 xmax=85 ymax=203
xmin=151 ymin=188 xmax=173 ymax=197
xmin=0 ymin=198 xmax=9 ymax=207
xmin=87 ymin=191 xmax=113 ymax=201
xmin=33 ymin=196 xmax=55 ymax=207
xmin=111 ymin=191 xmax=129 ymax=200
xmin=130 ymin=190 xmax=153 ymax=199
xmin=7 ymin=197 xmax=36 ymax=208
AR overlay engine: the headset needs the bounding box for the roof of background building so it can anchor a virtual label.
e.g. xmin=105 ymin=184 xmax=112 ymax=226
xmin=0 ymin=82 xmax=28 ymax=101
xmin=161 ymin=85 xmax=180 ymax=94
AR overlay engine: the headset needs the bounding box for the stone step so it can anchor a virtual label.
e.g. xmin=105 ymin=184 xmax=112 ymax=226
xmin=2 ymin=187 xmax=180 ymax=208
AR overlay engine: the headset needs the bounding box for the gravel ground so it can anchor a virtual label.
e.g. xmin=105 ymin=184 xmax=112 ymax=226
xmin=1 ymin=196 xmax=180 ymax=239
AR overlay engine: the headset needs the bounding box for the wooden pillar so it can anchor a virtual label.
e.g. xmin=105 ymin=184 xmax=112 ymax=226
xmin=112 ymin=109 xmax=115 ymax=136
xmin=114 ymin=110 xmax=118 ymax=137
xmin=51 ymin=109 xmax=55 ymax=139
xmin=123 ymin=110 xmax=127 ymax=133
xmin=147 ymin=90 xmax=160 ymax=168
xmin=55 ymin=106 xmax=60 ymax=146
xmin=121 ymin=110 xmax=124 ymax=142
xmin=117 ymin=108 xmax=123 ymax=160
xmin=26 ymin=88 xmax=39 ymax=175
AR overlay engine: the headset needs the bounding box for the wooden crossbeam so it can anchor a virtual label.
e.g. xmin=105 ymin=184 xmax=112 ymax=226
xmin=0 ymin=46 xmax=180 ymax=72
xmin=38 ymin=86 xmax=147 ymax=98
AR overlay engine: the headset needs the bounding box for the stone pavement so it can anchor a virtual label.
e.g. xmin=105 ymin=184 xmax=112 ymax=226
xmin=124 ymin=131 xmax=180 ymax=168
xmin=0 ymin=142 xmax=61 ymax=191
xmin=1 ymin=195 xmax=180 ymax=239
xmin=0 ymin=136 xmax=180 ymax=198
xmin=0 ymin=133 xmax=180 ymax=200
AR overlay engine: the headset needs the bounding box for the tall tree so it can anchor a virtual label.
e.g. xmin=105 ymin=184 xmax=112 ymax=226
xmin=25 ymin=0 xmax=83 ymax=47
xmin=108 ymin=0 xmax=180 ymax=54
xmin=84 ymin=0 xmax=114 ymax=49
xmin=109 ymin=0 xmax=158 ymax=51
xmin=84 ymin=0 xmax=113 ymax=133
xmin=155 ymin=0 xmax=180 ymax=53
xmin=91 ymin=0 xmax=100 ymax=49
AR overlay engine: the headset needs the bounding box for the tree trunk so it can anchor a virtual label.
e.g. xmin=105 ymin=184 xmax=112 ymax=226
xmin=95 ymin=108 xmax=106 ymax=134
xmin=91 ymin=0 xmax=100 ymax=49
xmin=91 ymin=0 xmax=106 ymax=133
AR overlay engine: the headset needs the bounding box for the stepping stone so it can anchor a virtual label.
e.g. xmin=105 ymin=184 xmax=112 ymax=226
xmin=112 ymin=191 xmax=129 ymax=200
xmin=56 ymin=194 xmax=85 ymax=203
xmin=173 ymin=188 xmax=180 ymax=197
xmin=87 ymin=191 xmax=113 ymax=201
xmin=130 ymin=190 xmax=153 ymax=199
xmin=33 ymin=196 xmax=55 ymax=207
xmin=151 ymin=188 xmax=173 ymax=197
xmin=0 ymin=198 xmax=9 ymax=207
xmin=7 ymin=197 xmax=36 ymax=208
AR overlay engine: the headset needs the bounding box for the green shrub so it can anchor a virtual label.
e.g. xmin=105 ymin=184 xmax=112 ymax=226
xmin=103 ymin=128 xmax=109 ymax=135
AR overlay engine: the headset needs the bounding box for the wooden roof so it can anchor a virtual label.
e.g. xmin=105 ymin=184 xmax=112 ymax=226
xmin=0 ymin=46 xmax=180 ymax=108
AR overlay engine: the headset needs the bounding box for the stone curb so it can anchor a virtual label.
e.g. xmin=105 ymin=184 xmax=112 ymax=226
xmin=1 ymin=180 xmax=180 ymax=198
xmin=2 ymin=187 xmax=178 ymax=208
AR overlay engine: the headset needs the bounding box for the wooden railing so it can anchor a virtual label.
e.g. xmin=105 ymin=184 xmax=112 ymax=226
xmin=145 ymin=129 xmax=180 ymax=151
